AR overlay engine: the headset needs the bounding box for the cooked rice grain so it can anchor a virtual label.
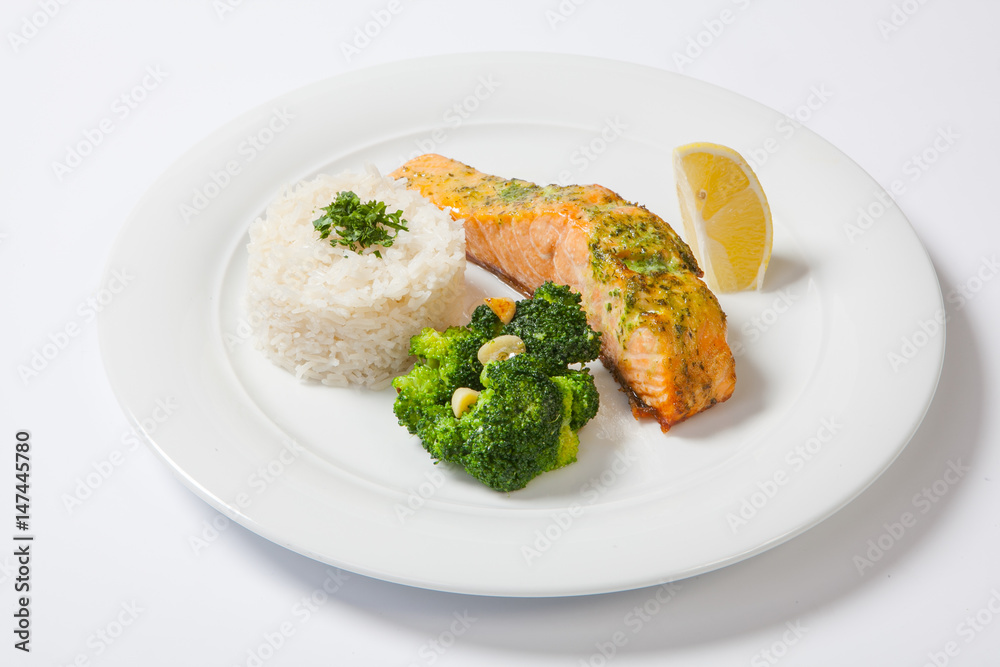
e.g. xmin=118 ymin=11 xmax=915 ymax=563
xmin=245 ymin=164 xmax=465 ymax=389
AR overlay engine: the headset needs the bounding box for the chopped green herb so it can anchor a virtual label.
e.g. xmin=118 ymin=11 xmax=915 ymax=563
xmin=623 ymin=255 xmax=670 ymax=275
xmin=312 ymin=190 xmax=408 ymax=258
xmin=499 ymin=180 xmax=536 ymax=203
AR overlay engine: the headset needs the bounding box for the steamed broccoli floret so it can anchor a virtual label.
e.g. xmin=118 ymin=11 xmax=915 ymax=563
xmin=458 ymin=355 xmax=567 ymax=491
xmin=393 ymin=326 xmax=487 ymax=437
xmin=412 ymin=403 xmax=466 ymax=462
xmin=407 ymin=326 xmax=486 ymax=393
xmin=467 ymin=303 xmax=504 ymax=340
xmin=552 ymin=369 xmax=601 ymax=431
xmin=392 ymin=281 xmax=602 ymax=492
xmin=391 ymin=363 xmax=447 ymax=434
xmin=500 ymin=282 xmax=602 ymax=374
xmin=551 ymin=374 xmax=582 ymax=470
xmin=532 ymin=280 xmax=586 ymax=308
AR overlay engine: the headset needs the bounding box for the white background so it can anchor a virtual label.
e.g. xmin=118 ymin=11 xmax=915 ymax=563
xmin=3 ymin=1 xmax=998 ymax=665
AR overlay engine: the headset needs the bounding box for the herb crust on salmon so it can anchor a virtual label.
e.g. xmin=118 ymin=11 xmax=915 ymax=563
xmin=391 ymin=154 xmax=736 ymax=431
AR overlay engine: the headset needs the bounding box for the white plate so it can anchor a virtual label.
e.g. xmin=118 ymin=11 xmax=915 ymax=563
xmin=99 ymin=53 xmax=944 ymax=597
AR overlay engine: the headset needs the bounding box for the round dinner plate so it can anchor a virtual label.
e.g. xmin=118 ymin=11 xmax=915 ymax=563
xmin=99 ymin=53 xmax=944 ymax=597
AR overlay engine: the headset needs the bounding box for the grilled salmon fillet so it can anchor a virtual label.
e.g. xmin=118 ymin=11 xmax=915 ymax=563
xmin=390 ymin=154 xmax=736 ymax=431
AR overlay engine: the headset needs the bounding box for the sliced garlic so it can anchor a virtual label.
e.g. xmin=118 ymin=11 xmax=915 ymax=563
xmin=451 ymin=387 xmax=480 ymax=418
xmin=484 ymin=297 xmax=516 ymax=324
xmin=477 ymin=335 xmax=526 ymax=365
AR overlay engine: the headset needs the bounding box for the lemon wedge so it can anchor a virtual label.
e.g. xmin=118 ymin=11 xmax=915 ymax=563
xmin=673 ymin=142 xmax=772 ymax=292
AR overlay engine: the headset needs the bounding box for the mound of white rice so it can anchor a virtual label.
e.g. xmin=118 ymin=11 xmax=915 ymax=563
xmin=245 ymin=164 xmax=465 ymax=389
